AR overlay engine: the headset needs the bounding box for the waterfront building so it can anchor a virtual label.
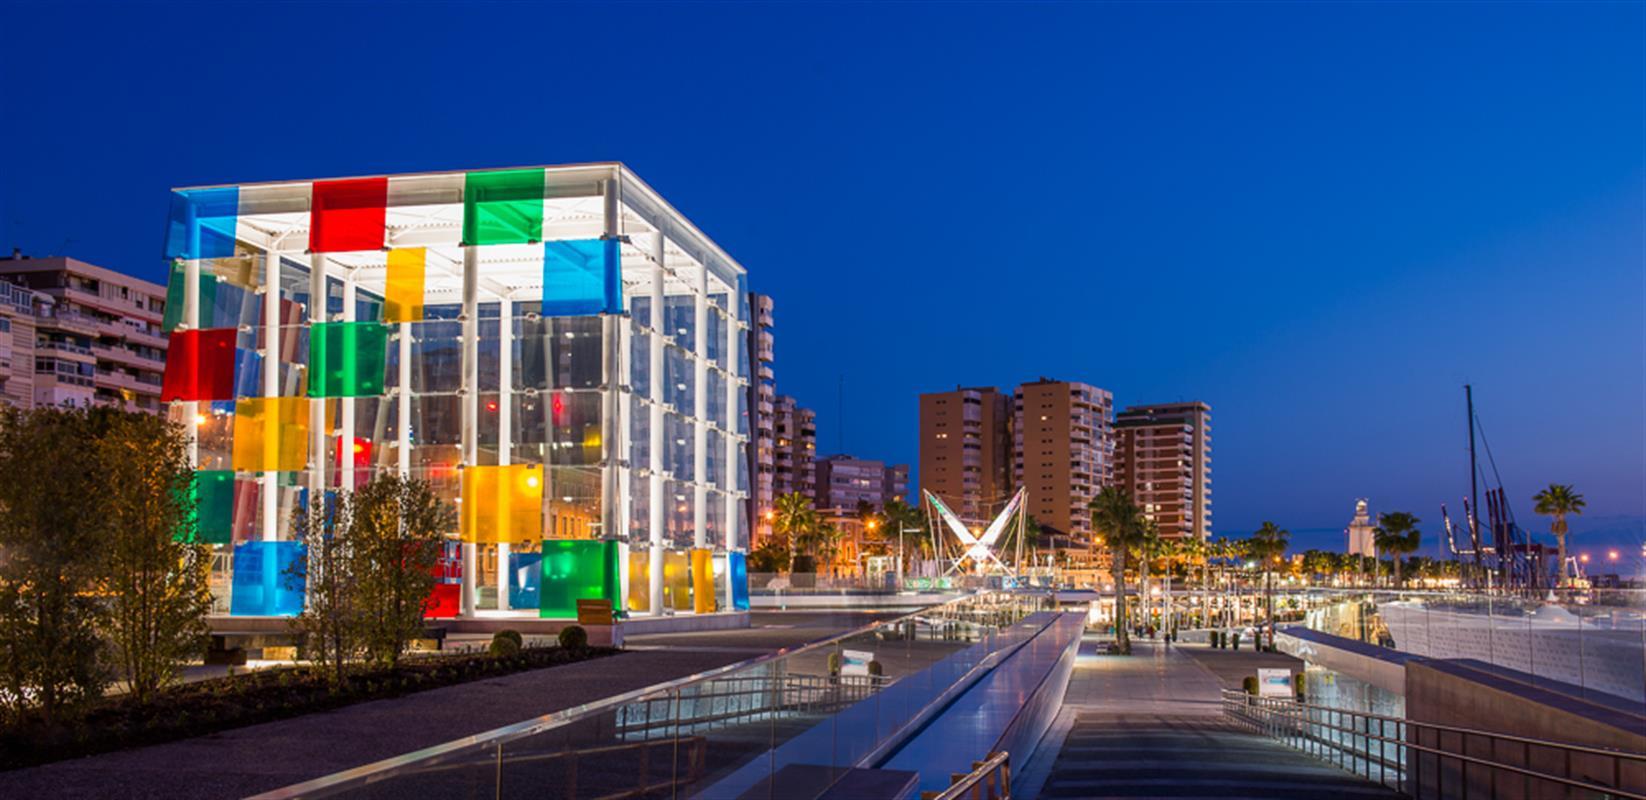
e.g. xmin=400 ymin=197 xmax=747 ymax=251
xmin=1114 ymin=401 xmax=1212 ymax=540
xmin=1346 ymin=498 xmax=1376 ymax=557
xmin=814 ymin=453 xmax=909 ymax=513
xmin=918 ymin=386 xmax=1013 ymax=526
xmin=0 ymin=254 xmax=169 ymax=413
xmin=158 ymin=163 xmax=750 ymax=619
xmin=771 ymin=393 xmax=816 ymax=502
xmin=1013 ymin=378 xmax=1114 ymax=539
xmin=746 ymin=293 xmax=776 ymax=541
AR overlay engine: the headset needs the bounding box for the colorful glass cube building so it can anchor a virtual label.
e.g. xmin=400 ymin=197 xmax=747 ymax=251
xmin=163 ymin=163 xmax=750 ymax=619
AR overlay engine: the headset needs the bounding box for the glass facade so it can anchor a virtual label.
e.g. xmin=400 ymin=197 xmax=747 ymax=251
xmin=164 ymin=164 xmax=751 ymax=619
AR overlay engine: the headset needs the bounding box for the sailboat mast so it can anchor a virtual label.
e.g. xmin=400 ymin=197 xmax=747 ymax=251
xmin=1466 ymin=384 xmax=1483 ymax=585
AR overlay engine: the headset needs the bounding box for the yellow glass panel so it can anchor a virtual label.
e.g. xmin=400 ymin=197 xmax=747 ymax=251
xmin=230 ymin=397 xmax=309 ymax=472
xmin=384 ymin=248 xmax=426 ymax=323
xmin=626 ymin=549 xmax=651 ymax=613
xmin=663 ymin=550 xmax=692 ymax=612
xmin=691 ymin=548 xmax=716 ymax=614
xmin=460 ymin=464 xmax=543 ymax=544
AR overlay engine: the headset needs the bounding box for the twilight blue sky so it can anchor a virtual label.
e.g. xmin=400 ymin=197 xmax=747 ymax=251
xmin=2 ymin=2 xmax=1641 ymax=553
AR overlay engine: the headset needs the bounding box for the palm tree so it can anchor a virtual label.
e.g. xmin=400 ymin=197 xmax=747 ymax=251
xmin=1090 ymin=486 xmax=1142 ymax=654
xmin=1209 ymin=536 xmax=1237 ymax=626
xmin=1373 ymin=512 xmax=1421 ymax=588
xmin=1245 ymin=521 xmax=1290 ymax=650
xmin=773 ymin=492 xmax=819 ymax=572
xmin=1533 ymin=484 xmax=1585 ymax=587
xmin=1179 ymin=536 xmax=1209 ymax=628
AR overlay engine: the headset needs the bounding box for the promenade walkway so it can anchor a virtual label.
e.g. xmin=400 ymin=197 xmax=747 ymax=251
xmin=0 ymin=611 xmax=897 ymax=800
xmin=1017 ymin=639 xmax=1403 ymax=800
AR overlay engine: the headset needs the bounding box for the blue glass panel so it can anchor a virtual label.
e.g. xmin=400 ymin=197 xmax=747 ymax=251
xmin=163 ymin=187 xmax=239 ymax=261
xmin=509 ymin=551 xmax=543 ymax=610
xmin=230 ymin=541 xmax=305 ymax=616
xmin=541 ymin=239 xmax=622 ymax=317
xmin=730 ymin=551 xmax=749 ymax=611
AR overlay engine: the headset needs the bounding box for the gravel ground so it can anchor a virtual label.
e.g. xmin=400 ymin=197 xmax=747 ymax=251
xmin=0 ymin=611 xmax=901 ymax=800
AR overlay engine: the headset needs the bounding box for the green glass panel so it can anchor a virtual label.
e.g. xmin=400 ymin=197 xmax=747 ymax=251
xmin=539 ymin=540 xmax=619 ymax=619
xmin=308 ymin=321 xmax=389 ymax=397
xmin=194 ymin=470 xmax=234 ymax=544
xmin=463 ymin=169 xmax=544 ymax=245
xmin=176 ymin=470 xmax=233 ymax=544
xmin=161 ymin=261 xmax=219 ymax=333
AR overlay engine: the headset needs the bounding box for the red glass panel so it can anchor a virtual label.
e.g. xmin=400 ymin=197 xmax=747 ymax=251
xmin=309 ymin=177 xmax=387 ymax=253
xmin=160 ymin=328 xmax=237 ymax=402
xmin=423 ymin=583 xmax=460 ymax=619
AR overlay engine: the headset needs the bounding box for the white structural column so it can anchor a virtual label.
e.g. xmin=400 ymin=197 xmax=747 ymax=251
xmin=599 ymin=178 xmax=622 ymax=547
xmin=723 ymin=286 xmax=741 ymax=610
xmin=396 ymin=319 xmax=411 ymax=477
xmin=339 ymin=277 xmax=357 ymax=493
xmin=692 ymin=265 xmax=708 ymax=555
xmin=496 ymin=296 xmax=512 ymax=612
xmin=459 ymin=245 xmax=479 ymax=617
xmin=262 ymin=253 xmax=281 ymax=542
xmin=181 ymin=258 xmax=200 ymax=466
xmin=647 ymin=234 xmax=666 ymax=614
xmin=308 ymin=254 xmax=328 ymax=505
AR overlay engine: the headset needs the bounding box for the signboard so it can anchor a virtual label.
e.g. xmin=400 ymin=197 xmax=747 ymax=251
xmin=1258 ymin=668 xmax=1294 ymax=698
xmin=841 ymin=649 xmax=874 ymax=677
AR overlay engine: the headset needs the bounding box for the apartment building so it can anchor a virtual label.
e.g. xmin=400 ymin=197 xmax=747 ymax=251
xmin=1013 ymin=378 xmax=1114 ymax=538
xmin=814 ymin=454 xmax=909 ymax=513
xmin=746 ymin=293 xmax=777 ymax=539
xmin=772 ymin=393 xmax=816 ymax=501
xmin=0 ymin=254 xmax=168 ymax=413
xmin=1114 ymin=401 xmax=1212 ymax=540
xmin=918 ymin=386 xmax=1013 ymax=525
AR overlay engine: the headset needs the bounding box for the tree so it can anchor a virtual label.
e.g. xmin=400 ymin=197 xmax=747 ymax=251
xmin=1136 ymin=520 xmax=1165 ymax=631
xmin=748 ymin=535 xmax=791 ymax=573
xmin=96 ymin=411 xmax=213 ymax=703
xmin=0 ymin=407 xmax=110 ymax=724
xmin=880 ymin=497 xmax=926 ymax=573
xmin=1090 ymin=486 xmax=1142 ymax=655
xmin=289 ymin=490 xmax=359 ymax=688
xmin=1532 ymin=484 xmax=1585 ymax=587
xmin=1245 ymin=521 xmax=1290 ymax=650
xmin=772 ymin=492 xmax=818 ymax=571
xmin=349 ymin=475 xmax=452 ymax=669
xmin=1373 ymin=512 xmax=1421 ymax=588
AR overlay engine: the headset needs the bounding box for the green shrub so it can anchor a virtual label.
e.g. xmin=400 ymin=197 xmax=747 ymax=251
xmin=1243 ymin=675 xmax=1258 ymax=695
xmin=488 ymin=636 xmax=520 ymax=658
xmin=1232 ymin=633 xmax=1242 ymax=650
xmin=1293 ymin=672 xmax=1306 ymax=700
xmin=495 ymin=629 xmax=524 ymax=649
xmin=558 ymin=625 xmax=588 ymax=650
xmin=827 ymin=651 xmax=841 ymax=677
xmin=867 ymin=660 xmax=883 ymax=677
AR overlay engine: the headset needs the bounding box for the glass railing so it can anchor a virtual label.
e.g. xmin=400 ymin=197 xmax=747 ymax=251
xmin=250 ymin=591 xmax=1053 ymax=800
xmin=1301 ymin=588 xmax=1646 ymax=707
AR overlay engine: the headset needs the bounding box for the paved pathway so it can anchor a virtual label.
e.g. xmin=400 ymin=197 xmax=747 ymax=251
xmin=0 ymin=611 xmax=899 ymax=800
xmin=1017 ymin=639 xmax=1403 ymax=800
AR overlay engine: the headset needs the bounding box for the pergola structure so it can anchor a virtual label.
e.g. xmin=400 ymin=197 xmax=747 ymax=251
xmin=160 ymin=163 xmax=750 ymax=619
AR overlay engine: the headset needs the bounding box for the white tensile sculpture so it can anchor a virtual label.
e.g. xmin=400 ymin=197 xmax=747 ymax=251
xmin=925 ymin=488 xmax=1025 ymax=577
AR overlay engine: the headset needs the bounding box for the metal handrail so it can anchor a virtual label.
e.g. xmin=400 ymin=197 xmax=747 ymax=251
xmin=1222 ymin=690 xmax=1646 ymax=800
xmin=1223 ymin=689 xmax=1646 ymax=763
xmin=250 ymin=591 xmax=1039 ymax=799
xmin=926 ymin=750 xmax=1010 ymax=800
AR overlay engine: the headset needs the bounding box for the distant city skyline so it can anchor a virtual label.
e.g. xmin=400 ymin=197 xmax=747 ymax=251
xmin=3 ymin=2 xmax=1640 ymax=540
